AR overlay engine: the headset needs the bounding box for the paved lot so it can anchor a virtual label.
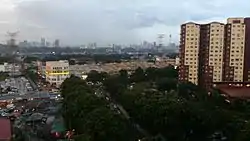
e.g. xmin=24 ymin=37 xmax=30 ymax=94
xmin=0 ymin=77 xmax=33 ymax=95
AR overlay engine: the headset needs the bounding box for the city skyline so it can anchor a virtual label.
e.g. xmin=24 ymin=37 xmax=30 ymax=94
xmin=0 ymin=0 xmax=249 ymax=45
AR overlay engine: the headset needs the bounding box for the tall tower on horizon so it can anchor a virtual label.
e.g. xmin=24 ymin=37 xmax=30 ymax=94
xmin=54 ymin=39 xmax=60 ymax=48
xmin=41 ymin=38 xmax=46 ymax=47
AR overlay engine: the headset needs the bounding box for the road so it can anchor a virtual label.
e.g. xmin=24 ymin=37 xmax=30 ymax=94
xmin=97 ymin=89 xmax=151 ymax=138
xmin=116 ymin=104 xmax=149 ymax=136
xmin=26 ymin=76 xmax=38 ymax=91
xmin=0 ymin=92 xmax=51 ymax=101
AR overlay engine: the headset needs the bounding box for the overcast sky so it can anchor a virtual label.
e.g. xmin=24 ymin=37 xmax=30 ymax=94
xmin=0 ymin=0 xmax=249 ymax=46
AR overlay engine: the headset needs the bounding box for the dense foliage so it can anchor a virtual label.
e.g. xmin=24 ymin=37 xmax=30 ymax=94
xmin=0 ymin=72 xmax=9 ymax=81
xmin=24 ymin=67 xmax=38 ymax=83
xmin=62 ymin=66 xmax=250 ymax=141
xmin=61 ymin=76 xmax=139 ymax=141
xmin=85 ymin=66 xmax=250 ymax=141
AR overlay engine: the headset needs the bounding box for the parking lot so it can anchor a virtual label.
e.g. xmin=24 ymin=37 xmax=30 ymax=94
xmin=0 ymin=76 xmax=64 ymax=141
xmin=0 ymin=77 xmax=33 ymax=95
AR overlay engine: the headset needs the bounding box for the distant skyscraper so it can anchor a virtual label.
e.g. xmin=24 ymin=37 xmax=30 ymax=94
xmin=153 ymin=42 xmax=157 ymax=48
xmin=93 ymin=42 xmax=97 ymax=49
xmin=54 ymin=39 xmax=60 ymax=47
xmin=19 ymin=40 xmax=29 ymax=48
xmin=41 ymin=38 xmax=46 ymax=47
xmin=46 ymin=41 xmax=50 ymax=47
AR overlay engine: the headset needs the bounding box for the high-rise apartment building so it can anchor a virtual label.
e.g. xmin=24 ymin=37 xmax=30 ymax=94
xmin=179 ymin=23 xmax=200 ymax=85
xmin=179 ymin=17 xmax=250 ymax=90
xmin=199 ymin=22 xmax=225 ymax=89
xmin=224 ymin=18 xmax=246 ymax=82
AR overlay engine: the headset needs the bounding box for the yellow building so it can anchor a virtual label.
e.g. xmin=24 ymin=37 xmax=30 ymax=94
xmin=179 ymin=22 xmax=200 ymax=85
xmin=225 ymin=18 xmax=246 ymax=82
xmin=45 ymin=60 xmax=70 ymax=87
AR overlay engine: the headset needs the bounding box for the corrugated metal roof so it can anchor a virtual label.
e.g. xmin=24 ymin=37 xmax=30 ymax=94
xmin=0 ymin=118 xmax=11 ymax=140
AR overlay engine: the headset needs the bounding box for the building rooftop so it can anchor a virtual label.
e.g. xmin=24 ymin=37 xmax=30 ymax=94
xmin=215 ymin=82 xmax=250 ymax=98
xmin=46 ymin=60 xmax=69 ymax=66
xmin=0 ymin=118 xmax=11 ymax=140
xmin=218 ymin=87 xmax=250 ymax=98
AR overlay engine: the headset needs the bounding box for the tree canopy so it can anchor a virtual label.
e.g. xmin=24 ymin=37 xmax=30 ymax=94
xmin=61 ymin=76 xmax=139 ymax=141
xmin=62 ymin=66 xmax=250 ymax=141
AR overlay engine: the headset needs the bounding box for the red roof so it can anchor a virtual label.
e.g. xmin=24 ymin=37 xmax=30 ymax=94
xmin=0 ymin=118 xmax=11 ymax=140
xmin=218 ymin=87 xmax=250 ymax=98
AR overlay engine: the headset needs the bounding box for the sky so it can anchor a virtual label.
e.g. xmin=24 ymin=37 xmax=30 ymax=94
xmin=0 ymin=0 xmax=249 ymax=46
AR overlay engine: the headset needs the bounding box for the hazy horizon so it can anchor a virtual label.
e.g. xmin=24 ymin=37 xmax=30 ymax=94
xmin=0 ymin=0 xmax=249 ymax=46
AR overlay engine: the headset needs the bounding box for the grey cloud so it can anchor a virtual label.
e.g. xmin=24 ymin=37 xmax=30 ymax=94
xmin=5 ymin=0 xmax=250 ymax=45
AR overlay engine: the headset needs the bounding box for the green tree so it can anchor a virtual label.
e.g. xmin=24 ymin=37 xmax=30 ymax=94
xmin=103 ymin=76 xmax=126 ymax=98
xmin=61 ymin=76 xmax=138 ymax=141
xmin=23 ymin=56 xmax=39 ymax=63
xmin=86 ymin=70 xmax=109 ymax=83
xmin=119 ymin=69 xmax=129 ymax=85
xmin=130 ymin=67 xmax=146 ymax=82
xmin=156 ymin=78 xmax=177 ymax=92
xmin=117 ymin=80 xmax=250 ymax=141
